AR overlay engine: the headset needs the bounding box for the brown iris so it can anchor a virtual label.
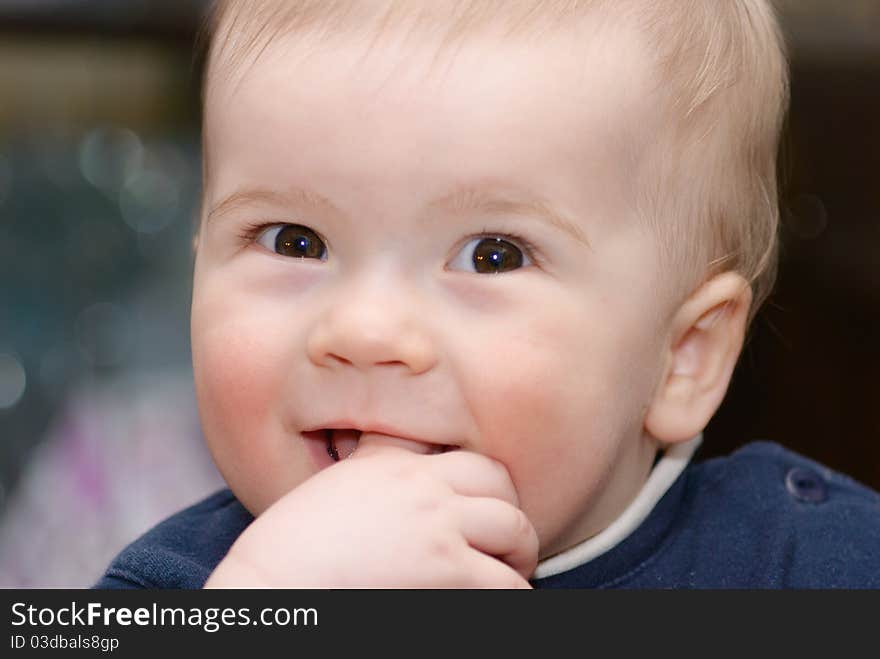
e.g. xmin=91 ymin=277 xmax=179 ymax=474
xmin=275 ymin=224 xmax=326 ymax=259
xmin=472 ymin=238 xmax=523 ymax=274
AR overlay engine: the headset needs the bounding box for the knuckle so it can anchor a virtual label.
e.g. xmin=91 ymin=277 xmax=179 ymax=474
xmin=429 ymin=537 xmax=455 ymax=561
xmin=463 ymin=450 xmax=510 ymax=480
xmin=496 ymin=467 xmax=518 ymax=498
xmin=390 ymin=462 xmax=432 ymax=488
xmin=488 ymin=456 xmax=512 ymax=482
xmin=479 ymin=457 xmax=517 ymax=499
xmin=414 ymin=496 xmax=442 ymax=517
xmin=512 ymin=508 xmax=533 ymax=540
xmin=426 ymin=541 xmax=469 ymax=584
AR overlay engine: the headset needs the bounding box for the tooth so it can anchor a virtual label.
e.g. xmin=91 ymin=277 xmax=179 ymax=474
xmin=333 ymin=429 xmax=361 ymax=460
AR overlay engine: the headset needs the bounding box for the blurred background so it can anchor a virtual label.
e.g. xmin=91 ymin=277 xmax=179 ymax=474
xmin=0 ymin=1 xmax=878 ymax=587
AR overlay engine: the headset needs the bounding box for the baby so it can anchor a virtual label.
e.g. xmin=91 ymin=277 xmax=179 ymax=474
xmin=96 ymin=0 xmax=880 ymax=588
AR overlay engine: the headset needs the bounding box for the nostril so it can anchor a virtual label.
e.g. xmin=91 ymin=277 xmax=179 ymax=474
xmin=307 ymin=321 xmax=437 ymax=375
xmin=327 ymin=354 xmax=354 ymax=367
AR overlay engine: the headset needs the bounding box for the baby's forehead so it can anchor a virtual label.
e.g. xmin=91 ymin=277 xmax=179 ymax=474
xmin=205 ymin=1 xmax=652 ymax=94
xmin=203 ymin=2 xmax=659 ymax=199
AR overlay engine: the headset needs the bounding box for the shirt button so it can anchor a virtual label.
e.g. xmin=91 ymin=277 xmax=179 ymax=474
xmin=785 ymin=467 xmax=828 ymax=504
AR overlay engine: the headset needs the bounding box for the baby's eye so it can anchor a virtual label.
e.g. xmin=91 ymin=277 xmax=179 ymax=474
xmin=256 ymin=224 xmax=327 ymax=260
xmin=448 ymin=236 xmax=531 ymax=274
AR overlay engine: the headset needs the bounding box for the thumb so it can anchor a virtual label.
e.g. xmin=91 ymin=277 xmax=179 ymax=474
xmin=351 ymin=432 xmax=437 ymax=458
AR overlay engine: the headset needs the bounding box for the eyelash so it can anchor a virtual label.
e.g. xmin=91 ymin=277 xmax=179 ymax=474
xmin=237 ymin=221 xmax=544 ymax=267
xmin=237 ymin=221 xmax=283 ymax=245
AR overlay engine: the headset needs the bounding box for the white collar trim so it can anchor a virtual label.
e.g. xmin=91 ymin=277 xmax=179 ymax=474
xmin=533 ymin=434 xmax=702 ymax=579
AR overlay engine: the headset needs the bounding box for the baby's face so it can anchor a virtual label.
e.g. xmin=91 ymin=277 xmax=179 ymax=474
xmin=193 ymin=16 xmax=673 ymax=557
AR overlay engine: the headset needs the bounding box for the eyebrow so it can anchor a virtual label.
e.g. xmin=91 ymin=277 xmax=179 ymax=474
xmin=207 ymin=187 xmax=339 ymax=221
xmin=207 ymin=184 xmax=590 ymax=247
xmin=429 ymin=185 xmax=590 ymax=247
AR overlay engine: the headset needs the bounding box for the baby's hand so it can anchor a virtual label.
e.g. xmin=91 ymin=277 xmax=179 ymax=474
xmin=205 ymin=435 xmax=538 ymax=588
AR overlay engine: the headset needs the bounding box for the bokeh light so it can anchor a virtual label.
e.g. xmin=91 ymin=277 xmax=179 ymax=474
xmin=0 ymin=352 xmax=27 ymax=410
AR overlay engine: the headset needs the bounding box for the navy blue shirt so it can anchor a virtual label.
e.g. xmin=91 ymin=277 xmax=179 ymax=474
xmin=94 ymin=442 xmax=880 ymax=589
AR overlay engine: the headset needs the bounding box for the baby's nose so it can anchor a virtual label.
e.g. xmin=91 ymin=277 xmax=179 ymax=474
xmin=305 ymin=286 xmax=437 ymax=374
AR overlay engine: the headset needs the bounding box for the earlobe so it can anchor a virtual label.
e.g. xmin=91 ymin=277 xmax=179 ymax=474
xmin=644 ymin=272 xmax=752 ymax=443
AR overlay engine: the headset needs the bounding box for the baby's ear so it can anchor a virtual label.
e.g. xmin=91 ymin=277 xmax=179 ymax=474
xmin=644 ymin=272 xmax=752 ymax=443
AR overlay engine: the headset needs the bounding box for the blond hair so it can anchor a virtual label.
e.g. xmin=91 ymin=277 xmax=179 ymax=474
xmin=200 ymin=0 xmax=789 ymax=321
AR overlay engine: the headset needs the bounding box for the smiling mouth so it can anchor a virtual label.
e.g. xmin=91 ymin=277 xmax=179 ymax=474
xmin=309 ymin=428 xmax=455 ymax=462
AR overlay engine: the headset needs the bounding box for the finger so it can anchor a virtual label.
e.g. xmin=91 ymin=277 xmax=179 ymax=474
xmin=456 ymin=496 xmax=539 ymax=580
xmin=425 ymin=450 xmax=520 ymax=507
xmin=352 ymin=432 xmax=437 ymax=457
xmin=349 ymin=437 xmax=519 ymax=507
xmin=458 ymin=549 xmax=534 ymax=589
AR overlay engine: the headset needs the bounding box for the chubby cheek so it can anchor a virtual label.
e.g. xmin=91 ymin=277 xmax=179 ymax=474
xmin=192 ymin=312 xmax=313 ymax=515
xmin=461 ymin=306 xmax=642 ymax=555
xmin=477 ymin=363 xmax=613 ymax=553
